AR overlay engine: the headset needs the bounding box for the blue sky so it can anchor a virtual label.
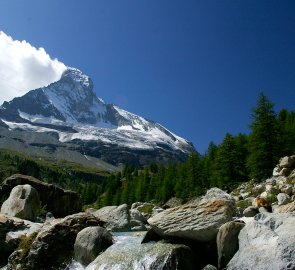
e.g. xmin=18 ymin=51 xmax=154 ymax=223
xmin=1 ymin=0 xmax=295 ymax=153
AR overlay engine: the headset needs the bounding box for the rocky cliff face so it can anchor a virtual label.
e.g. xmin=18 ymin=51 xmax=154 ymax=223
xmin=0 ymin=68 xmax=195 ymax=169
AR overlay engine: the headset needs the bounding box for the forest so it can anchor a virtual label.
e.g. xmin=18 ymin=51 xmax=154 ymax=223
xmin=96 ymin=93 xmax=295 ymax=207
xmin=0 ymin=93 xmax=294 ymax=207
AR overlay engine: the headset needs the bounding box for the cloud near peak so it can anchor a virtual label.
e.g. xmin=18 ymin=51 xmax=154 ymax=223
xmin=0 ymin=31 xmax=67 ymax=104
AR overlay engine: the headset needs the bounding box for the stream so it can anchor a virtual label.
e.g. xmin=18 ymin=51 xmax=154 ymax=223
xmin=64 ymin=231 xmax=194 ymax=270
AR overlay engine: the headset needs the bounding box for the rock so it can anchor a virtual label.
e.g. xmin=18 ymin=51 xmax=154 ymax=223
xmin=148 ymin=188 xmax=236 ymax=242
xmin=227 ymin=213 xmax=295 ymax=270
xmin=279 ymin=156 xmax=295 ymax=168
xmin=258 ymin=206 xmax=269 ymax=213
xmin=1 ymin=184 xmax=40 ymax=221
xmin=202 ymin=265 xmax=217 ymax=270
xmin=242 ymin=206 xmax=258 ymax=217
xmin=8 ymin=212 xmax=103 ymax=270
xmin=141 ymin=228 xmax=163 ymax=243
xmin=93 ymin=204 xmax=131 ymax=232
xmin=131 ymin=202 xmax=155 ymax=219
xmin=0 ymin=214 xmax=42 ymax=264
xmin=87 ymin=241 xmax=196 ymax=270
xmin=0 ymin=174 xmax=82 ymax=218
xmin=265 ymin=184 xmax=278 ymax=194
xmin=130 ymin=209 xmax=147 ymax=225
xmin=280 ymin=184 xmax=293 ymax=196
xmin=131 ymin=225 xmax=147 ymax=231
xmin=277 ymin=193 xmax=290 ymax=206
xmin=74 ymin=226 xmax=113 ymax=266
xmin=217 ymin=220 xmax=245 ymax=269
xmin=162 ymin=197 xmax=183 ymax=209
xmin=152 ymin=206 xmax=165 ymax=216
xmin=275 ymin=201 xmax=295 ymax=213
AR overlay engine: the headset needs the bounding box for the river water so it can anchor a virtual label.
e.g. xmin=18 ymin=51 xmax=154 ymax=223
xmin=65 ymin=232 xmax=146 ymax=270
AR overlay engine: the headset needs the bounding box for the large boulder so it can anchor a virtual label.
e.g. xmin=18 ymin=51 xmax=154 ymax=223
xmin=0 ymin=214 xmax=42 ymax=264
xmin=87 ymin=241 xmax=196 ymax=270
xmin=1 ymin=184 xmax=40 ymax=221
xmin=0 ymin=174 xmax=82 ymax=218
xmin=74 ymin=226 xmax=113 ymax=266
xmin=216 ymin=220 xmax=245 ymax=269
xmin=130 ymin=209 xmax=147 ymax=231
xmin=7 ymin=212 xmax=103 ymax=270
xmin=148 ymin=188 xmax=236 ymax=242
xmin=93 ymin=204 xmax=131 ymax=232
xmin=274 ymin=201 xmax=295 ymax=213
xmin=227 ymin=213 xmax=295 ymax=270
xmin=279 ymin=156 xmax=295 ymax=168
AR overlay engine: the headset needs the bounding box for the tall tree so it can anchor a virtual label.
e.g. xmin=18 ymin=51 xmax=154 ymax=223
xmin=247 ymin=93 xmax=279 ymax=180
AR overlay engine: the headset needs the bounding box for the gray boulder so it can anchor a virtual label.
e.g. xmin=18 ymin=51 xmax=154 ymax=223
xmin=242 ymin=206 xmax=258 ymax=217
xmin=87 ymin=241 xmax=196 ymax=270
xmin=275 ymin=201 xmax=295 ymax=213
xmin=7 ymin=212 xmax=103 ymax=270
xmin=216 ymin=220 xmax=245 ymax=269
xmin=277 ymin=193 xmax=290 ymax=206
xmin=93 ymin=204 xmax=131 ymax=232
xmin=148 ymin=188 xmax=236 ymax=242
xmin=130 ymin=209 xmax=147 ymax=231
xmin=202 ymin=265 xmax=217 ymax=270
xmin=74 ymin=226 xmax=113 ymax=266
xmin=279 ymin=156 xmax=295 ymax=168
xmin=0 ymin=214 xmax=42 ymax=264
xmin=227 ymin=213 xmax=295 ymax=270
xmin=1 ymin=184 xmax=40 ymax=221
xmin=0 ymin=174 xmax=82 ymax=218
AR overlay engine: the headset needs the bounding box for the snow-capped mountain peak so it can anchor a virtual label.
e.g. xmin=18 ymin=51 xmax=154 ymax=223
xmin=0 ymin=67 xmax=195 ymax=167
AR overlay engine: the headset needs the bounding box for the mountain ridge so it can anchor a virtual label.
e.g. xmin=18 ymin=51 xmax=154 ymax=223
xmin=0 ymin=67 xmax=195 ymax=169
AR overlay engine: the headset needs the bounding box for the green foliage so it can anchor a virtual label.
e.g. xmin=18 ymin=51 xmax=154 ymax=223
xmin=0 ymin=149 xmax=108 ymax=205
xmin=0 ymin=93 xmax=293 ymax=208
xmin=247 ymin=92 xmax=279 ymax=180
xmin=18 ymin=232 xmax=38 ymax=270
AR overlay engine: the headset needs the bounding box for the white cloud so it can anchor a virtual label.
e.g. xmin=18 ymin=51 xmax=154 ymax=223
xmin=0 ymin=31 xmax=67 ymax=104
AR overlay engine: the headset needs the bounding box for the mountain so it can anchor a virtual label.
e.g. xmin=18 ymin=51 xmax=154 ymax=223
xmin=0 ymin=67 xmax=195 ymax=171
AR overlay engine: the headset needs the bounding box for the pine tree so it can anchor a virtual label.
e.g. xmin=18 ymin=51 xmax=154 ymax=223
xmin=247 ymin=93 xmax=279 ymax=180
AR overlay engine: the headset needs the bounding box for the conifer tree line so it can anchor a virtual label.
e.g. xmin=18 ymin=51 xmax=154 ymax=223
xmin=96 ymin=93 xmax=295 ymax=207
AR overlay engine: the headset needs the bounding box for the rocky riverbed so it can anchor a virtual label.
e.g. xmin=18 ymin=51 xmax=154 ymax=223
xmin=0 ymin=156 xmax=294 ymax=269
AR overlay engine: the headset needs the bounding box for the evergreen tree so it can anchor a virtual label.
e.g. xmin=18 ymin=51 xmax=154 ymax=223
xmin=247 ymin=93 xmax=279 ymax=180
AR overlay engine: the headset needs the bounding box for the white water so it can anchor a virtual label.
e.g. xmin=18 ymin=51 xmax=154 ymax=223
xmin=65 ymin=232 xmax=145 ymax=270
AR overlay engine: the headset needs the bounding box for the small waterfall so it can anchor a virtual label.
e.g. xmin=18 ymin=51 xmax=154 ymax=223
xmin=66 ymin=232 xmax=193 ymax=270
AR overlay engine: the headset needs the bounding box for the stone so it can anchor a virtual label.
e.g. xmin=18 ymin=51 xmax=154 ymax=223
xmin=0 ymin=214 xmax=42 ymax=264
xmin=202 ymin=265 xmax=217 ymax=270
xmin=1 ymin=184 xmax=40 ymax=221
xmin=8 ymin=212 xmax=103 ymax=270
xmin=93 ymin=204 xmax=131 ymax=232
xmin=87 ymin=241 xmax=196 ymax=270
xmin=74 ymin=226 xmax=113 ymax=266
xmin=148 ymin=188 xmax=236 ymax=242
xmin=141 ymin=228 xmax=163 ymax=244
xmin=0 ymin=174 xmax=82 ymax=218
xmin=131 ymin=202 xmax=155 ymax=219
xmin=130 ymin=209 xmax=147 ymax=225
xmin=280 ymin=185 xmax=293 ymax=196
xmin=217 ymin=220 xmax=245 ymax=269
xmin=227 ymin=213 xmax=295 ymax=270
xmin=275 ymin=201 xmax=295 ymax=213
xmin=277 ymin=193 xmax=290 ymax=206
xmin=242 ymin=206 xmax=258 ymax=217
xmin=265 ymin=184 xmax=278 ymax=194
xmin=258 ymin=207 xmax=269 ymax=213
xmin=131 ymin=225 xmax=147 ymax=231
xmin=279 ymin=156 xmax=295 ymax=168
xmin=162 ymin=197 xmax=183 ymax=209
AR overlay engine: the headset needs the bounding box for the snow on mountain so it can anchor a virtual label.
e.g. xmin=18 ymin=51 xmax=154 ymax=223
xmin=0 ymin=67 xmax=195 ymax=166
